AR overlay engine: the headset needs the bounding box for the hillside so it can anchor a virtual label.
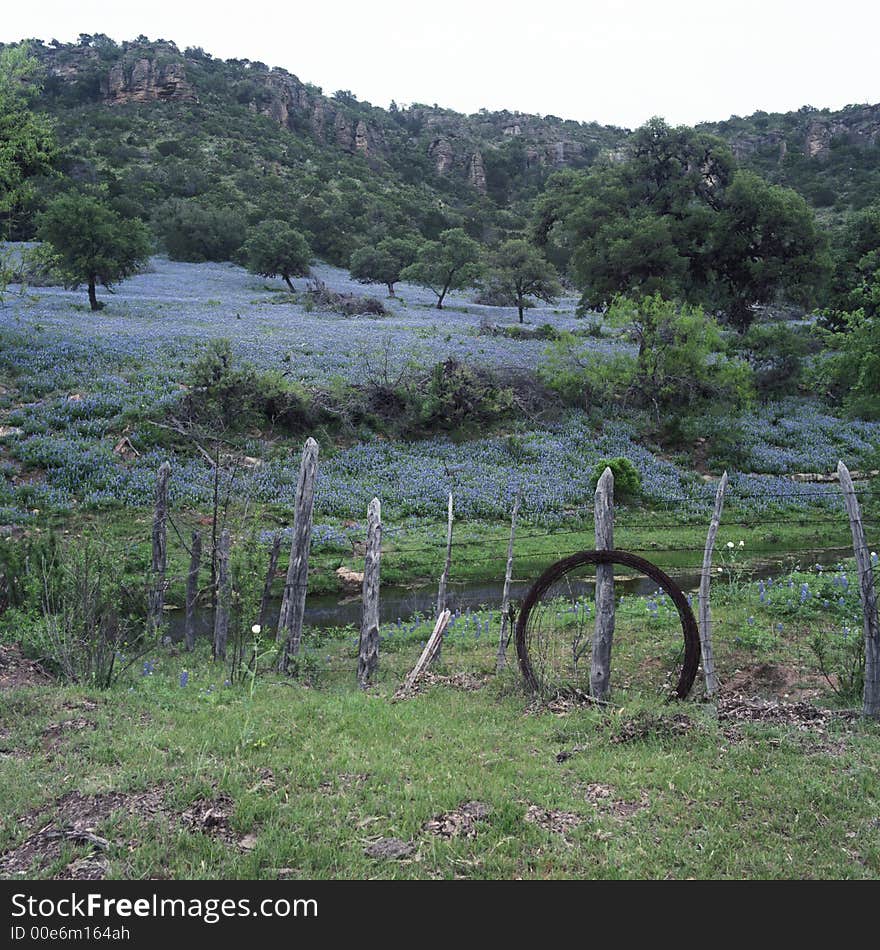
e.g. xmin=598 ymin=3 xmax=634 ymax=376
xmin=9 ymin=34 xmax=880 ymax=255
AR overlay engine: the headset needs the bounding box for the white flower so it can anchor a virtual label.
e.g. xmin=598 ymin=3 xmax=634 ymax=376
xmin=251 ymin=624 xmax=261 ymax=634
xmin=726 ymin=541 xmax=734 ymax=549
xmin=738 ymin=540 xmax=744 ymax=547
xmin=717 ymin=567 xmax=723 ymax=573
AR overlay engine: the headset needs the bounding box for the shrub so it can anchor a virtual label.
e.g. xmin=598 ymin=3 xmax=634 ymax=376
xmin=589 ymin=457 xmax=641 ymax=500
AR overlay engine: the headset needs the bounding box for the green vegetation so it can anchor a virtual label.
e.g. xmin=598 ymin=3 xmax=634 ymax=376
xmin=2 ymin=553 xmax=879 ymax=879
xmin=400 ymin=228 xmax=483 ymax=309
xmin=534 ymin=119 xmax=827 ymax=329
xmin=349 ymin=236 xmax=420 ymax=297
xmin=36 ymin=192 xmax=152 ymax=309
xmin=482 ymin=238 xmax=561 ymax=322
xmin=243 ymin=220 xmax=311 ymax=291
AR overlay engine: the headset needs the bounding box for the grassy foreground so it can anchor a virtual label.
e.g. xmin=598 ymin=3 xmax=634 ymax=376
xmin=2 ymin=602 xmax=879 ymax=880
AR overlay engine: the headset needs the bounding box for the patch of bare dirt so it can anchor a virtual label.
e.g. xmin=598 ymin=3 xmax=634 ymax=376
xmin=527 ymin=687 xmax=610 ymax=717
xmin=717 ymin=693 xmax=834 ymax=730
xmin=610 ymin=711 xmax=694 ymax=745
xmin=318 ymin=772 xmax=369 ymax=794
xmin=581 ymin=783 xmax=650 ymax=820
xmin=523 ymin=805 xmax=584 ymax=837
xmin=0 ymin=644 xmax=52 ymax=689
xmin=716 ymin=693 xmax=856 ymax=755
xmin=363 ymin=837 xmax=416 ymax=860
xmin=423 ymin=801 xmax=490 ymax=838
xmin=41 ymin=718 xmax=97 ymax=751
xmin=181 ymin=794 xmax=236 ymax=844
xmin=722 ymin=663 xmax=827 ymax=701
xmin=0 ymin=787 xmax=167 ymax=879
xmin=395 ymin=671 xmax=489 ymax=700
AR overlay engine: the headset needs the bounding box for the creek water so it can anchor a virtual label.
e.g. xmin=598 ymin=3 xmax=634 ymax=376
xmin=164 ymin=545 xmax=854 ymax=642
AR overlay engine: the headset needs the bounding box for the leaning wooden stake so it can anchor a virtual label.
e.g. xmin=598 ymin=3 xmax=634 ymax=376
xmin=184 ymin=530 xmax=202 ymax=652
xmin=698 ymin=471 xmax=727 ymax=697
xmin=148 ymin=461 xmax=171 ymax=637
xmin=213 ymin=529 xmax=231 ymax=661
xmin=398 ymin=610 xmax=452 ymax=696
xmin=278 ymin=438 xmax=319 ymax=672
xmin=358 ymin=498 xmax=382 ymax=689
xmin=434 ymin=492 xmax=454 ymax=664
xmin=258 ymin=532 xmax=282 ymax=633
xmin=838 ymin=460 xmax=880 ymax=718
xmin=496 ymin=492 xmax=521 ymax=672
xmin=590 ymin=467 xmax=615 ymax=700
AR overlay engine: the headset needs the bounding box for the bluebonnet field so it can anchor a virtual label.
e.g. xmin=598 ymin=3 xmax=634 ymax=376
xmin=1 ymin=254 xmax=878 ymax=528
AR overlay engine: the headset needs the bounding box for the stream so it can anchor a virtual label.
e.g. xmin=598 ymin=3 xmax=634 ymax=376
xmin=164 ymin=545 xmax=854 ymax=641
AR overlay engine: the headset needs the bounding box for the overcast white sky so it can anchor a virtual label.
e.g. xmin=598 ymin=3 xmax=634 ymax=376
xmin=3 ymin=0 xmax=879 ymax=128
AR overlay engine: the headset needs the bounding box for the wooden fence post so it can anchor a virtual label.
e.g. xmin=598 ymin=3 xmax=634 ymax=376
xmin=590 ymin=467 xmax=615 ymax=700
xmin=397 ymin=609 xmax=452 ymax=695
xmin=838 ymin=460 xmax=880 ymax=718
xmin=496 ymin=491 xmax=521 ymax=672
xmin=698 ymin=471 xmax=727 ymax=697
xmin=358 ymin=498 xmax=382 ymax=689
xmin=258 ymin=532 xmax=282 ymax=633
xmin=184 ymin=530 xmax=202 ymax=652
xmin=148 ymin=461 xmax=171 ymax=638
xmin=278 ymin=437 xmax=319 ymax=672
xmin=434 ymin=492 xmax=454 ymax=665
xmin=213 ymin=529 xmax=231 ymax=661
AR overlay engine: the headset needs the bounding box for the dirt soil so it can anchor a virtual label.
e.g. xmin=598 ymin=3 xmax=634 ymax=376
xmin=0 ymin=644 xmax=52 ymax=689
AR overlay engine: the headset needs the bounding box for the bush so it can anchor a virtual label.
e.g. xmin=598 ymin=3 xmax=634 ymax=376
xmin=589 ymin=457 xmax=641 ymax=500
xmin=183 ymin=339 xmax=313 ymax=432
xmin=24 ymin=534 xmax=142 ymax=688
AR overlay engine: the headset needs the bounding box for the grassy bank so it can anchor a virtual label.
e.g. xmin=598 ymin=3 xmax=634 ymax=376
xmin=2 ymin=561 xmax=879 ymax=880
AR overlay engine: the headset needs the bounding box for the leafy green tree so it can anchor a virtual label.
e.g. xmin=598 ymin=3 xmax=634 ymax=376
xmin=483 ymin=239 xmax=562 ymax=322
xmin=535 ymin=118 xmax=826 ymax=330
xmin=243 ymin=220 xmax=311 ymax=290
xmin=349 ymin=236 xmax=420 ymax=296
xmin=0 ymin=43 xmax=57 ymax=239
xmin=828 ymin=202 xmax=880 ymax=318
xmin=540 ymin=294 xmax=752 ymax=420
xmin=710 ymin=170 xmax=828 ymax=331
xmin=400 ymin=228 xmax=482 ymax=309
xmin=814 ymin=290 xmax=880 ymax=418
xmin=155 ymin=199 xmax=245 ymax=262
xmin=37 ymin=193 xmax=152 ymax=310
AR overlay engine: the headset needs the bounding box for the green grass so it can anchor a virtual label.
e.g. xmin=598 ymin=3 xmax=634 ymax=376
xmin=2 ymin=568 xmax=879 ymax=880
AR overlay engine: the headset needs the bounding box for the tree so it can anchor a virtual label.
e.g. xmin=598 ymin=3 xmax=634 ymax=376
xmin=349 ymin=236 xmax=419 ymax=296
xmin=814 ymin=287 xmax=880 ymax=419
xmin=155 ymin=199 xmax=245 ymax=263
xmin=828 ymin=202 xmax=880 ymax=318
xmin=243 ymin=220 xmax=311 ymax=290
xmin=483 ymin=239 xmax=562 ymax=322
xmin=37 ymin=193 xmax=152 ymax=310
xmin=540 ymin=294 xmax=753 ymax=421
xmin=710 ymin=170 xmax=828 ymax=331
xmin=400 ymin=228 xmax=482 ymax=309
xmin=0 ymin=43 xmax=57 ymax=239
xmin=535 ymin=118 xmax=827 ymax=329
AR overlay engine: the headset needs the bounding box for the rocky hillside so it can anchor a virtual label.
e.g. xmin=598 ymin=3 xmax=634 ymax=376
xmin=6 ymin=33 xmax=880 ymax=254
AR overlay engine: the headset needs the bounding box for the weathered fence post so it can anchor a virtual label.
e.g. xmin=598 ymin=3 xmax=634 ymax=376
xmin=258 ymin=532 xmax=282 ymax=633
xmin=358 ymin=498 xmax=382 ymax=689
xmin=590 ymin=467 xmax=615 ymax=700
xmin=148 ymin=461 xmax=171 ymax=637
xmin=184 ymin=530 xmax=202 ymax=652
xmin=397 ymin=609 xmax=452 ymax=696
xmin=838 ymin=460 xmax=880 ymax=718
xmin=698 ymin=471 xmax=727 ymax=697
xmin=434 ymin=492 xmax=454 ymax=665
xmin=496 ymin=491 xmax=521 ymax=672
xmin=213 ymin=529 xmax=230 ymax=661
xmin=278 ymin=437 xmax=319 ymax=672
